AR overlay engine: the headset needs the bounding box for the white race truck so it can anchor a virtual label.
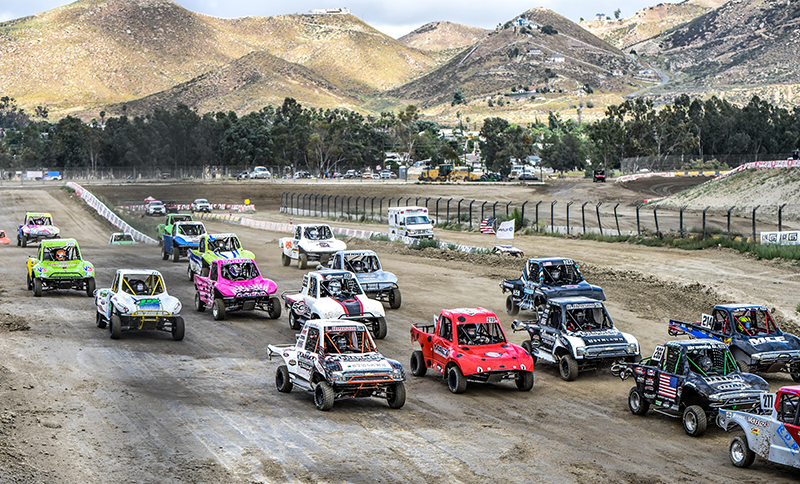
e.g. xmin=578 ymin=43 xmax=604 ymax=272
xmin=279 ymin=224 xmax=346 ymax=269
xmin=387 ymin=206 xmax=434 ymax=239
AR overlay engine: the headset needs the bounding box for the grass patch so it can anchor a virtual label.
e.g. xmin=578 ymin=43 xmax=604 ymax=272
xmin=411 ymin=238 xmax=441 ymax=250
xmin=60 ymin=185 xmax=75 ymax=194
xmin=369 ymin=233 xmax=391 ymax=242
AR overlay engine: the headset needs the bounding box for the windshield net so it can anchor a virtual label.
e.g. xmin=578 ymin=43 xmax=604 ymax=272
xmin=456 ymin=322 xmax=506 ymax=346
xmin=27 ymin=216 xmax=53 ymax=226
xmin=323 ymin=327 xmax=376 ymax=354
xmin=732 ymin=308 xmax=778 ymax=335
xmin=44 ymin=244 xmax=80 ymax=261
xmin=178 ymin=224 xmax=205 ymax=236
xmin=113 ymin=234 xmax=134 ymax=242
xmin=320 ymin=276 xmax=362 ymax=297
xmin=565 ymin=307 xmax=610 ymax=332
xmin=304 ymin=226 xmax=332 ymax=240
xmin=121 ymin=274 xmax=165 ymax=296
xmin=220 ymin=261 xmax=258 ymax=281
xmin=208 ymin=236 xmax=240 ymax=252
xmin=541 ymin=263 xmax=583 ymax=285
xmin=686 ymin=346 xmax=737 ymax=376
xmin=344 ymin=254 xmax=380 ymax=273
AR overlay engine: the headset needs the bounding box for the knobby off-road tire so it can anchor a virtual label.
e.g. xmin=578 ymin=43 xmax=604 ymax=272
xmin=410 ymin=350 xmax=427 ymax=377
xmin=683 ymin=405 xmax=708 ymax=437
xmin=172 ymin=247 xmax=180 ymax=262
xmin=281 ymin=253 xmax=290 ymax=267
xmin=289 ymin=310 xmax=302 ymax=330
xmin=110 ymin=314 xmax=122 ymax=340
xmin=387 ymin=382 xmax=406 ymax=409
xmin=26 ymin=272 xmax=32 ymax=290
xmin=374 ymin=317 xmax=388 ymax=340
xmin=212 ymin=298 xmax=226 ymax=321
xmin=172 ymin=317 xmax=185 ymax=341
xmin=729 ymin=435 xmax=755 ymax=468
xmin=276 ymin=365 xmax=293 ymax=393
xmin=194 ymin=292 xmax=205 ymax=312
xmin=33 ymin=278 xmax=42 ymax=297
xmin=85 ymin=277 xmax=95 ymax=297
xmin=161 ymin=247 xmax=169 ymax=260
xmin=559 ymin=354 xmax=579 ymax=381
xmin=298 ymin=253 xmax=308 ymax=270
xmin=628 ymin=387 xmax=650 ymax=415
xmin=516 ymin=371 xmax=534 ymax=391
xmin=96 ymin=312 xmax=107 ymax=329
xmin=21 ymin=237 xmax=27 ymax=248
xmin=388 ymin=288 xmax=402 ymax=309
xmin=267 ymin=297 xmax=281 ymax=319
xmin=187 ymin=265 xmax=194 ymax=282
xmin=506 ymin=295 xmax=519 ymax=316
xmin=736 ymin=360 xmax=749 ymax=373
xmin=522 ymin=340 xmax=536 ymax=362
xmin=314 ymin=382 xmax=335 ymax=411
xmin=447 ymin=365 xmax=467 ymax=394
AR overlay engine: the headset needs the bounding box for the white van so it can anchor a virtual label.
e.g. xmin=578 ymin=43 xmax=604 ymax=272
xmin=249 ymin=166 xmax=271 ymax=179
xmin=388 ymin=206 xmax=434 ymax=239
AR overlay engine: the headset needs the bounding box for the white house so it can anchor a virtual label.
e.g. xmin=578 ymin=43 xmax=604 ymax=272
xmin=550 ymin=54 xmax=565 ymax=63
xmin=309 ymin=8 xmax=351 ymax=14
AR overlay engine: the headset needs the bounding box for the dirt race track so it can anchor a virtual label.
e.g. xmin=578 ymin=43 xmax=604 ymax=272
xmin=1 ymin=182 xmax=799 ymax=483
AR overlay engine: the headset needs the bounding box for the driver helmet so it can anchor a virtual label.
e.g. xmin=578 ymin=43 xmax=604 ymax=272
xmin=351 ymin=260 xmax=364 ymax=273
xmin=697 ymin=355 xmax=713 ymax=373
xmin=328 ymin=280 xmax=342 ymax=297
xmin=54 ymin=249 xmax=68 ymax=261
xmin=308 ymin=228 xmax=318 ymax=239
xmin=575 ymin=310 xmax=586 ymax=324
xmin=738 ymin=315 xmax=751 ymax=329
xmin=551 ymin=268 xmax=561 ymax=281
xmin=133 ymin=281 xmax=147 ymax=294
xmin=333 ymin=333 xmax=348 ymax=352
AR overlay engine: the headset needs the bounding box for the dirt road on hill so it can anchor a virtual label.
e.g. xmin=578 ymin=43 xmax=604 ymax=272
xmin=0 ymin=184 xmax=798 ymax=483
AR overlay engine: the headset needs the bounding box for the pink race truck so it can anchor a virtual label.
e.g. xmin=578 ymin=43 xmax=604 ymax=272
xmin=193 ymin=258 xmax=281 ymax=321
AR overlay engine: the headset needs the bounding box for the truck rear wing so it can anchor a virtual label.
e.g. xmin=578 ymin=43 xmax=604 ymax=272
xmin=411 ymin=324 xmax=435 ymax=335
xmin=267 ymin=344 xmax=294 ymax=360
xmin=667 ymin=319 xmax=724 ymax=342
xmin=280 ymin=289 xmax=301 ymax=301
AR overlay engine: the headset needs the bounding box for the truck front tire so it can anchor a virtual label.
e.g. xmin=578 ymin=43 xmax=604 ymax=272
xmin=387 ymin=382 xmax=406 ymax=409
xmin=276 ymin=365 xmax=293 ymax=393
xmin=212 ymin=298 xmax=226 ymax=321
xmin=682 ymin=405 xmax=707 ymax=437
xmin=172 ymin=247 xmax=180 ymax=262
xmin=389 ymin=288 xmax=402 ymax=309
xmin=267 ymin=297 xmax=281 ymax=319
xmin=161 ymin=247 xmax=169 ymax=260
xmin=172 ymin=317 xmax=185 ymax=341
xmin=298 ymin=253 xmax=308 ymax=269
xmin=33 ymin=278 xmax=42 ymax=297
xmin=447 ymin=365 xmax=467 ymax=394
xmin=559 ymin=354 xmax=579 ymax=381
xmin=515 ymin=371 xmax=534 ymax=391
xmin=374 ymin=317 xmax=387 ymax=339
xmin=314 ymin=382 xmax=335 ymax=411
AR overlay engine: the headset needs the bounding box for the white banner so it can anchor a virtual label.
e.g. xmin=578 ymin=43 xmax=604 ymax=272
xmin=760 ymin=230 xmax=800 ymax=245
xmin=496 ymin=220 xmax=515 ymax=241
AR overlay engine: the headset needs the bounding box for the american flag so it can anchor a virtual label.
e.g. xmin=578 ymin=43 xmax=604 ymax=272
xmin=657 ymin=373 xmax=678 ymax=399
xmin=480 ymin=218 xmax=496 ymax=234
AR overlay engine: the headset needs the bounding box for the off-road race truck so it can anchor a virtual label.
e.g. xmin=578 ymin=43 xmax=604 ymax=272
xmin=500 ymin=257 xmax=605 ymax=316
xmin=409 ymin=308 xmax=534 ymax=394
xmin=612 ymin=339 xmax=769 ymax=437
xmin=278 ymin=224 xmax=346 ymax=269
xmin=94 ymin=269 xmax=185 ymax=341
xmin=327 ymin=250 xmax=401 ymax=309
xmin=718 ymin=386 xmax=800 ymax=469
xmin=156 ymin=213 xmax=194 ymax=243
xmin=17 ymin=212 xmax=60 ymax=247
xmin=511 ymin=296 xmax=639 ymax=381
xmin=267 ymin=319 xmax=406 ymax=411
xmin=161 ymin=221 xmax=206 ymax=262
xmin=26 ymin=238 xmax=95 ymax=297
xmin=668 ymin=304 xmax=800 ymax=381
xmin=187 ymin=233 xmax=254 ymax=282
xmin=109 ymin=233 xmax=136 ymax=245
xmin=193 ymin=258 xmax=280 ymax=321
xmin=282 ymin=270 xmax=387 ymax=339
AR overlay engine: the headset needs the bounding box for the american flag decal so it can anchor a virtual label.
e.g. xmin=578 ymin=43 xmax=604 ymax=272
xmin=480 ymin=218 xmax=496 ymax=234
xmin=657 ymin=373 xmax=678 ymax=399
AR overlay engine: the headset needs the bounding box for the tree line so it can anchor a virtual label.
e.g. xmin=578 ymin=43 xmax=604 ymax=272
xmin=1 ymin=93 xmax=799 ymax=175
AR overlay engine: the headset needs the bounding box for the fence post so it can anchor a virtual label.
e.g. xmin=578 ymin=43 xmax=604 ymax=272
xmin=614 ymin=203 xmax=621 ymax=237
xmin=469 ymin=200 xmax=475 ymax=229
xmin=355 ymin=197 xmax=360 ymax=220
xmin=415 ymin=197 xmax=421 ymax=206
xmin=371 ymin=197 xmax=375 ymax=220
xmin=397 ymin=197 xmax=403 ymax=207
xmin=506 ymin=201 xmax=512 ymax=217
xmin=779 ymin=203 xmax=787 ymax=232
xmin=280 ymin=192 xmax=286 ymax=212
xmin=481 ymin=201 xmax=488 ymax=223
xmin=289 ymin=193 xmax=294 ymax=215
xmin=457 ymin=199 xmax=464 ymax=226
xmin=347 ymin=196 xmax=352 ymax=219
xmin=446 ymin=198 xmax=453 ymax=223
xmin=379 ymin=197 xmax=385 ymax=221
xmin=389 ymin=198 xmax=394 ymax=215
xmin=521 ymin=201 xmax=528 ymax=229
xmin=581 ymin=202 xmax=588 ymax=234
xmin=315 ymin=194 xmax=321 ymax=217
xmin=727 ymin=206 xmax=735 ymax=239
xmin=535 ymin=201 xmax=542 ymax=231
xmin=596 ymin=202 xmax=603 ymax=236
xmin=752 ymin=205 xmax=760 ymax=243
xmin=702 ymin=206 xmax=710 ymax=240
xmin=436 ymin=198 xmax=442 ymax=222
xmin=327 ymin=195 xmax=332 ymax=218
xmin=550 ymin=201 xmax=557 ymax=233
xmin=298 ymin=194 xmax=304 ymax=215
xmin=653 ymin=205 xmax=660 ymax=238
xmin=636 ymin=204 xmax=642 ymax=236
xmin=679 ymin=206 xmax=686 ymax=238
xmin=492 ymin=201 xmax=499 ymax=218
xmin=566 ymin=201 xmax=573 ymax=235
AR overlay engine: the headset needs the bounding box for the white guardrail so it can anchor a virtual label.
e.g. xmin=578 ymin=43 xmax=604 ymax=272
xmin=66 ymin=182 xmax=159 ymax=244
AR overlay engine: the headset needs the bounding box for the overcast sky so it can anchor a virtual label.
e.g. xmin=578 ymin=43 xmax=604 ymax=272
xmin=1 ymin=0 xmax=660 ymax=38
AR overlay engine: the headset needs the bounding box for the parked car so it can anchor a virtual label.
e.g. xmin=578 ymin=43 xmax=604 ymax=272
xmin=163 ymin=200 xmax=180 ymax=214
xmin=379 ymin=170 xmax=394 ymax=179
xmin=146 ymin=201 xmax=166 ymax=216
xmin=235 ymin=171 xmax=250 ymax=180
xmin=343 ymin=170 xmax=357 ymax=179
xmin=191 ymin=199 xmax=212 ymax=212
xmin=249 ymin=166 xmax=272 ymax=179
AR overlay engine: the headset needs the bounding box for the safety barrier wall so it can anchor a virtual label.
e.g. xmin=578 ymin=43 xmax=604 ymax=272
xmin=713 ymin=159 xmax=800 ymax=180
xmin=122 ymin=203 xmax=255 ymax=212
xmin=66 ymin=182 xmax=159 ymax=244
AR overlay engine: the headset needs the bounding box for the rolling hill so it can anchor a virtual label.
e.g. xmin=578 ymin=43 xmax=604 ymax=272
xmin=398 ymin=21 xmax=489 ymax=63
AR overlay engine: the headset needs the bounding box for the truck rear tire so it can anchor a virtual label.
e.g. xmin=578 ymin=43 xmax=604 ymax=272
xmin=387 ymin=382 xmax=406 ymax=409
xmin=628 ymin=387 xmax=650 ymax=415
xmin=682 ymin=405 xmax=707 ymax=437
xmin=298 ymin=253 xmax=308 ymax=269
xmin=96 ymin=312 xmax=106 ymax=329
xmin=506 ymin=295 xmax=519 ymax=316
xmin=194 ymin=292 xmax=205 ymax=312
xmin=314 ymin=382 xmax=335 ymax=411
xmin=187 ymin=265 xmax=194 ymax=282
xmin=21 ymin=237 xmax=27 ymax=248
xmin=276 ymin=365 xmax=293 ymax=393
xmin=212 ymin=298 xmax=226 ymax=321
xmin=172 ymin=317 xmax=185 ymax=341
xmin=447 ymin=365 xmax=467 ymax=394
xmin=85 ymin=277 xmax=95 ymax=297
xmin=410 ymin=350 xmax=426 ymax=377
xmin=729 ymin=435 xmax=755 ymax=468
xmin=267 ymin=297 xmax=281 ymax=319
xmin=559 ymin=354 xmax=579 ymax=381
xmin=388 ymin=288 xmax=402 ymax=309
xmin=281 ymin=253 xmax=290 ymax=266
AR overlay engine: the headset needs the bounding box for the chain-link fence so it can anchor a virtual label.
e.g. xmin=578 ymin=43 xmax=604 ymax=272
xmin=620 ymin=154 xmax=790 ymax=174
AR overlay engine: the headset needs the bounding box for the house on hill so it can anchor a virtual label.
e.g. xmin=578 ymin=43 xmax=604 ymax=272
xmin=308 ymin=8 xmax=351 ymax=14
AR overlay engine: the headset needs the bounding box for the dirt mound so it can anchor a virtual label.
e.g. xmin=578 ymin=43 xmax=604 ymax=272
xmin=0 ymin=313 xmax=30 ymax=332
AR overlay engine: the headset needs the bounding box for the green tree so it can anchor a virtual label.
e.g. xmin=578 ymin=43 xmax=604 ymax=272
xmin=479 ymin=117 xmax=510 ymax=170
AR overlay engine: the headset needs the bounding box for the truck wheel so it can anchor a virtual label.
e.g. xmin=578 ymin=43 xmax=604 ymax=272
xmin=320 ymin=255 xmax=330 ymax=267
xmin=298 ymin=253 xmax=308 ymax=269
xmin=388 ymin=288 xmax=402 ymax=309
xmin=447 ymin=365 xmax=467 ymax=394
xmin=110 ymin=314 xmax=121 ymax=340
xmin=559 ymin=354 xmax=579 ymax=381
xmin=729 ymin=435 xmax=755 ymax=468
xmin=289 ymin=311 xmax=302 ymax=330
xmin=95 ymin=312 xmax=106 ymax=329
xmin=26 ymin=272 xmax=32 ymax=290
xmin=515 ymin=371 xmax=534 ymax=391
xmin=682 ymin=405 xmax=707 ymax=437
xmin=410 ymin=350 xmax=427 ymax=377
xmin=172 ymin=247 xmax=180 ymax=262
xmin=792 ymin=372 xmax=800 ymax=383
xmin=267 ymin=296 xmax=281 ymax=319
xmin=276 ymin=365 xmax=293 ymax=393
xmin=506 ymin=295 xmax=519 ymax=316
xmin=161 ymin=247 xmax=169 ymax=260
xmin=374 ymin=317 xmax=388 ymax=339
xmin=314 ymin=382 xmax=335 ymax=411
xmin=212 ymin=298 xmax=226 ymax=321
xmin=435 ymin=177 xmax=442 ymax=182
xmin=628 ymin=387 xmax=650 ymax=415
xmin=194 ymin=292 xmax=205 ymax=312
xmin=85 ymin=277 xmax=95 ymax=297
xmin=33 ymin=278 xmax=42 ymax=297
xmin=281 ymin=253 xmax=290 ymax=266
xmin=172 ymin=317 xmax=185 ymax=341
xmin=187 ymin=266 xmax=194 ymax=282
xmin=21 ymin=237 xmax=27 ymax=248
xmin=521 ymin=340 xmax=537 ymax=363
xmin=17 ymin=236 xmax=21 ymax=246
xmin=736 ymin=360 xmax=749 ymax=373
xmin=387 ymin=382 xmax=406 ymax=409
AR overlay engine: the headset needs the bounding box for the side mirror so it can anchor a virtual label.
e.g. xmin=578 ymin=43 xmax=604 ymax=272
xmin=295 ymin=334 xmax=302 ymax=342
xmin=511 ymin=319 xmax=525 ymax=331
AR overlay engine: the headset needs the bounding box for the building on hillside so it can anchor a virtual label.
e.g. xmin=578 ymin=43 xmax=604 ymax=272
xmin=595 ymin=13 xmax=606 ymax=21
xmin=550 ymin=54 xmax=565 ymax=63
xmin=308 ymin=8 xmax=351 ymax=14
